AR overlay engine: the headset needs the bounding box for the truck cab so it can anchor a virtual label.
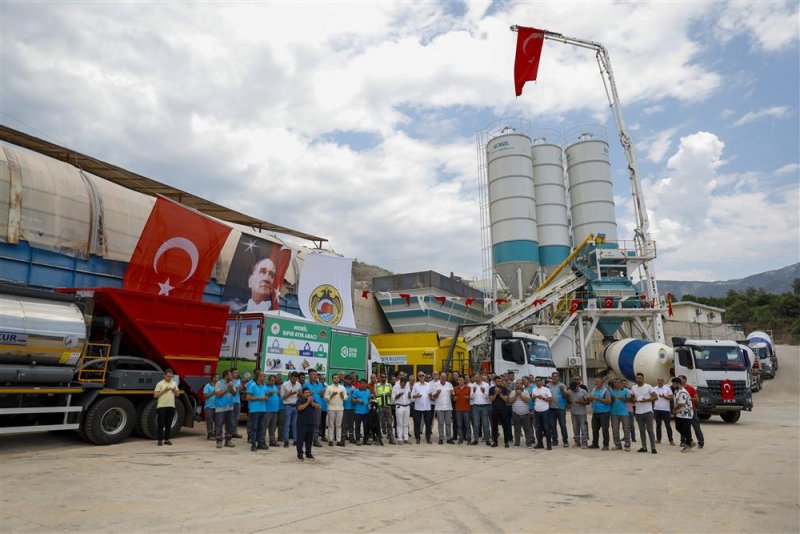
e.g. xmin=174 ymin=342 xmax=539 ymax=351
xmin=493 ymin=329 xmax=557 ymax=379
xmin=672 ymin=337 xmax=753 ymax=423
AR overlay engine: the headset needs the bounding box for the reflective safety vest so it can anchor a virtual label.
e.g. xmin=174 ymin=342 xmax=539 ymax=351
xmin=375 ymin=383 xmax=392 ymax=407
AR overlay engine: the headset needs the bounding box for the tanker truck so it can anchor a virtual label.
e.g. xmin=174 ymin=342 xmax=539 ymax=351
xmin=0 ymin=282 xmax=228 ymax=444
xmin=602 ymin=337 xmax=752 ymax=423
xmin=746 ymin=330 xmax=778 ymax=377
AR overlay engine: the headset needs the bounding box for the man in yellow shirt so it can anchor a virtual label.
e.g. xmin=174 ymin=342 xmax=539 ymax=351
xmin=153 ymin=368 xmax=181 ymax=446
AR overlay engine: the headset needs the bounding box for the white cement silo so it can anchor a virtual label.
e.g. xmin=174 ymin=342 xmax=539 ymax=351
xmin=531 ymin=130 xmax=570 ymax=275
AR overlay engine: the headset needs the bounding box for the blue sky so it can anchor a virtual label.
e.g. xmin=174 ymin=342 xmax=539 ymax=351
xmin=1 ymin=1 xmax=798 ymax=283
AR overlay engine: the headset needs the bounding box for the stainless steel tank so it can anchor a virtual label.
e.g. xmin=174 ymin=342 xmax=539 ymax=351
xmin=0 ymin=294 xmax=87 ymax=367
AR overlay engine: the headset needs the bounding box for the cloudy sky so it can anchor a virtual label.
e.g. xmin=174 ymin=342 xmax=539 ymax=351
xmin=2 ymin=1 xmax=798 ymax=283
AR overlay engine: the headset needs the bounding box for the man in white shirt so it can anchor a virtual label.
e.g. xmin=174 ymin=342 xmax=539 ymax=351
xmin=324 ymin=374 xmax=348 ymax=447
xmin=470 ymin=374 xmax=491 ymax=446
xmin=653 ymin=377 xmax=675 ymax=446
xmin=431 ymin=373 xmax=455 ymax=444
xmin=530 ymin=377 xmax=553 ymax=450
xmin=392 ymin=376 xmax=412 ymax=444
xmin=411 ymin=372 xmax=433 ymax=444
xmin=631 ymin=372 xmax=658 ymax=454
xmin=280 ymin=372 xmax=302 ymax=447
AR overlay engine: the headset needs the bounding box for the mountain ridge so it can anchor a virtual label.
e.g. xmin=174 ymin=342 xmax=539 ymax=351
xmin=659 ymin=262 xmax=799 ymax=299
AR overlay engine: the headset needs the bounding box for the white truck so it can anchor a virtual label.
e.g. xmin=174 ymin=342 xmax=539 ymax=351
xmin=602 ymin=337 xmax=753 ymax=423
xmin=746 ymin=330 xmax=778 ymax=378
xmin=444 ymin=324 xmax=557 ymax=379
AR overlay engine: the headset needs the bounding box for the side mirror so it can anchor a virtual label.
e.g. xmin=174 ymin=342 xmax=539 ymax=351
xmin=493 ymin=328 xmax=513 ymax=340
xmin=676 ymin=348 xmax=693 ymax=369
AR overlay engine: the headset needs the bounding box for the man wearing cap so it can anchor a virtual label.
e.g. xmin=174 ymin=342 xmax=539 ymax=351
xmin=392 ymin=376 xmax=412 ymax=444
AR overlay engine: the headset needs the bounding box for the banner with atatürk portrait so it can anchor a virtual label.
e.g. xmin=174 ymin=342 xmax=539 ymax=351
xmin=221 ymin=234 xmax=293 ymax=313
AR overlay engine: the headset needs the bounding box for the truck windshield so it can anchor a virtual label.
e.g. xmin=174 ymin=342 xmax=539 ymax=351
xmin=526 ymin=340 xmax=555 ymax=367
xmin=753 ymin=346 xmax=770 ymax=359
xmin=693 ymin=346 xmax=747 ymax=371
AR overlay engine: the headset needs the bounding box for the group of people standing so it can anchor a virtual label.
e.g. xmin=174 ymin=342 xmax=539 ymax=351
xmin=192 ymin=367 xmax=705 ymax=460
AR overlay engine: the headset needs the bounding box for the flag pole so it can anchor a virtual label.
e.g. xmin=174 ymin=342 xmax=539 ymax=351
xmin=511 ymin=25 xmax=664 ymax=344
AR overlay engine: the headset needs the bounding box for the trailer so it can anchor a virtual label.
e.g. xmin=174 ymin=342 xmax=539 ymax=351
xmin=0 ymin=283 xmax=228 ymax=444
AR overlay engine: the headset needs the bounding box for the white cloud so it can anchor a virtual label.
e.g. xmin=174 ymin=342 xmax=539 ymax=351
xmin=0 ymin=2 xmax=793 ymax=282
xmin=716 ymin=1 xmax=800 ymax=52
xmin=775 ymin=163 xmax=800 ymax=176
xmin=643 ymin=105 xmax=664 ymax=115
xmin=638 ymin=127 xmax=678 ymax=163
xmin=732 ymin=106 xmax=793 ymax=127
xmin=639 ymin=131 xmax=800 ymax=280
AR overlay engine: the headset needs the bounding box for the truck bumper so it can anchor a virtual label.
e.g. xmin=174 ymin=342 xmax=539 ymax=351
xmin=697 ymin=388 xmax=753 ymax=414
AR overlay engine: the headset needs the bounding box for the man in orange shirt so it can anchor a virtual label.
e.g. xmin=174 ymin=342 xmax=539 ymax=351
xmin=453 ymin=376 xmax=472 ymax=444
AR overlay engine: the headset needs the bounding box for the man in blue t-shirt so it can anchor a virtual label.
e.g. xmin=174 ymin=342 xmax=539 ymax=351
xmin=609 ymin=378 xmax=632 ymax=451
xmin=264 ymin=375 xmax=281 ymax=446
xmin=230 ymin=368 xmax=243 ymax=439
xmin=202 ymin=374 xmax=218 ymax=440
xmin=351 ymin=381 xmax=372 ymax=445
xmin=589 ymin=376 xmax=612 ymax=450
xmin=214 ymin=370 xmax=238 ymax=448
xmin=342 ymin=376 xmax=356 ymax=443
xmin=246 ymin=371 xmax=269 ymax=451
xmin=547 ymin=372 xmax=570 ymax=447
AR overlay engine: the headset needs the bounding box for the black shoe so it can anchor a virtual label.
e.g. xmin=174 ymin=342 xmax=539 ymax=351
xmin=157 ymin=441 xmax=163 ymax=446
xmin=426 ymin=438 xmax=432 ymax=444
xmin=251 ymin=443 xmax=257 ymax=452
xmin=637 ymin=447 xmax=647 ymax=453
xmin=504 ymin=442 xmax=509 ymax=448
xmin=438 ymin=440 xmax=444 ymax=445
xmin=337 ymin=441 xmax=345 ymax=447
xmin=602 ymin=446 xmax=609 ymax=451
xmin=356 ymin=441 xmax=361 ymax=446
xmin=491 ymin=442 xmax=498 ymax=447
xmin=546 ymin=445 xmax=552 ymax=450
xmin=297 ymin=455 xmax=305 ymax=462
xmin=284 ymin=442 xmax=289 ymax=448
xmin=588 ymin=444 xmax=599 ymax=449
xmin=447 ymin=438 xmax=456 ymax=444
xmin=269 ymin=441 xmax=278 ymax=447
xmin=306 ymin=454 xmax=315 ymax=460
xmin=416 ymin=437 xmax=421 ymax=444
xmin=313 ymin=440 xmax=322 ymax=447
xmin=534 ymin=445 xmax=544 ymax=449
xmin=651 ymin=449 xmax=657 ymax=454
xmin=379 ymin=441 xmax=384 ymax=446
xmin=458 ymin=439 xmax=464 ymax=445
xmin=257 ymin=444 xmax=269 ymax=450
xmin=471 ymin=441 xmax=478 ymax=445
xmin=206 ymin=435 xmax=214 ymax=441
xmin=329 ymin=441 xmax=334 ymax=447
xmin=232 ymin=433 xmax=243 ymax=439
xmin=698 ymin=443 xmax=704 ymax=449
xmin=164 ymin=440 xmax=172 ymax=446
xmin=485 ymin=441 xmax=492 ymax=446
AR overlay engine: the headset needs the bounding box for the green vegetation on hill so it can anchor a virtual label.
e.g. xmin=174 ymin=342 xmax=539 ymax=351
xmin=682 ymin=279 xmax=800 ymax=344
xmin=352 ymin=260 xmax=393 ymax=287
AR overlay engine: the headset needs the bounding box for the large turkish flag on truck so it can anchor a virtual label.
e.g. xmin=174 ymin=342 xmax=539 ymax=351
xmin=124 ymin=196 xmax=231 ymax=300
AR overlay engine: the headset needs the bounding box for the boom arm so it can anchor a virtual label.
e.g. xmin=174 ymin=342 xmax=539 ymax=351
xmin=511 ymin=26 xmax=664 ymax=343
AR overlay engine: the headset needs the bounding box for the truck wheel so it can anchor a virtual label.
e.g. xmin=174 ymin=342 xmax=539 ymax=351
xmin=697 ymin=413 xmax=712 ymax=421
xmin=720 ymin=411 xmax=741 ymax=423
xmin=83 ymin=396 xmax=136 ymax=445
xmin=137 ymin=399 xmax=186 ymax=440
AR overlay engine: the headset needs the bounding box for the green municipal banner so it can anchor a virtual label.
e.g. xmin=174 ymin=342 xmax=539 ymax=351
xmin=328 ymin=330 xmax=369 ymax=377
xmin=263 ymin=317 xmax=331 ymax=376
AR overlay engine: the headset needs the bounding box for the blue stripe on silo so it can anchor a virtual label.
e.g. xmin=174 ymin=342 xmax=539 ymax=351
xmin=618 ymin=339 xmax=650 ymax=381
xmin=492 ymin=240 xmax=539 ymax=264
xmin=538 ymin=245 xmax=571 ymax=266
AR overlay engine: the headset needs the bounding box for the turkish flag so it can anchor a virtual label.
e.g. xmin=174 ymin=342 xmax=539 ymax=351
xmin=604 ymin=297 xmax=614 ymax=309
xmin=465 ymin=297 xmax=475 ymax=307
xmin=720 ymin=379 xmax=735 ymax=401
xmin=124 ymin=196 xmax=232 ymax=300
xmin=434 ymin=296 xmax=447 ymax=305
xmin=399 ymin=293 xmax=412 ymax=305
xmin=569 ymin=299 xmax=580 ymax=315
xmin=362 ymin=290 xmax=370 ymax=299
xmin=514 ymin=26 xmax=546 ymax=96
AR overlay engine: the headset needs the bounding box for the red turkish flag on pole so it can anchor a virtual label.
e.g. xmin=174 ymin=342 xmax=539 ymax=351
xmin=124 ymin=196 xmax=232 ymax=300
xmin=514 ymin=26 xmax=546 ymax=96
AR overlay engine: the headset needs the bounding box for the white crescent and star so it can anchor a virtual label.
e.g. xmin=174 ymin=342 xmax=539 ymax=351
xmin=522 ymin=32 xmax=543 ymax=64
xmin=152 ymin=237 xmax=200 ymax=296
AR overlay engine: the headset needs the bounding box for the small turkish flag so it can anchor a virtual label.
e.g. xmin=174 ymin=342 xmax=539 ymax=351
xmin=434 ymin=296 xmax=447 ymax=305
xmin=604 ymin=297 xmax=614 ymax=309
xmin=569 ymin=299 xmax=580 ymax=315
xmin=465 ymin=297 xmax=475 ymax=307
xmin=124 ymin=196 xmax=231 ymax=300
xmin=514 ymin=26 xmax=546 ymax=96
xmin=362 ymin=290 xmax=370 ymax=299
xmin=720 ymin=379 xmax=735 ymax=401
xmin=399 ymin=293 xmax=412 ymax=305
xmin=495 ymin=298 xmax=511 ymax=305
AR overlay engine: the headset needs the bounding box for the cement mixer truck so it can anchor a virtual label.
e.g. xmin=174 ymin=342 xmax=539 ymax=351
xmin=746 ymin=330 xmax=778 ymax=377
xmin=0 ymin=282 xmax=228 ymax=444
xmin=602 ymin=337 xmax=752 ymax=423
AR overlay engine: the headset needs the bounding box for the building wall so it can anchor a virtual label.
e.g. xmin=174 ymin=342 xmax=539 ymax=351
xmin=353 ymin=290 xmax=392 ymax=334
xmin=671 ymin=304 xmax=724 ymax=324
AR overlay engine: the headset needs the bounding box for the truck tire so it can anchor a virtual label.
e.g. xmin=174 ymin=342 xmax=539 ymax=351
xmin=138 ymin=399 xmax=186 ymax=440
xmin=83 ymin=396 xmax=136 ymax=445
xmin=697 ymin=413 xmax=712 ymax=420
xmin=720 ymin=411 xmax=741 ymax=423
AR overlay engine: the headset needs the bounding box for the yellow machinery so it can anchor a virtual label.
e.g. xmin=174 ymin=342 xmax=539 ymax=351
xmin=370 ymin=332 xmax=469 ymax=377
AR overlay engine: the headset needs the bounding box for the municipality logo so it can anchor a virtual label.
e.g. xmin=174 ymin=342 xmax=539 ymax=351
xmin=309 ymin=284 xmax=343 ymax=325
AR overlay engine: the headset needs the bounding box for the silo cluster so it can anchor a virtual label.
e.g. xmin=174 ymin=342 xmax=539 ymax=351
xmin=486 ymin=124 xmax=616 ymax=297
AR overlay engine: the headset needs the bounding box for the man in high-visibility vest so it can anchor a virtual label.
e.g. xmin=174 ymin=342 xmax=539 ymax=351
xmin=374 ymin=374 xmax=397 ymax=445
